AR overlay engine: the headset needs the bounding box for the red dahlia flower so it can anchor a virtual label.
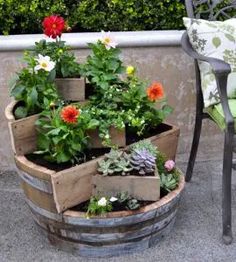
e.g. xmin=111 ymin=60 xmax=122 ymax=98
xmin=60 ymin=105 xmax=80 ymax=124
xmin=42 ymin=15 xmax=65 ymax=39
xmin=146 ymin=82 xmax=164 ymax=101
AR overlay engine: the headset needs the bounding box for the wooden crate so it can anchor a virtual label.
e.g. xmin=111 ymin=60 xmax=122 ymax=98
xmin=55 ymin=77 xmax=86 ymax=101
xmin=92 ymin=171 xmax=160 ymax=201
xmin=87 ymin=127 xmax=126 ymax=148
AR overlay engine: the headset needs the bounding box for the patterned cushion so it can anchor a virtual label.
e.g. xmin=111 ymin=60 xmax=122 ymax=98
xmin=205 ymin=99 xmax=236 ymax=130
xmin=183 ymin=17 xmax=236 ymax=108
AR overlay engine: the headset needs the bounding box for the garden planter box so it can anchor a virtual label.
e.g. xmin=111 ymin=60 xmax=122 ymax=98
xmin=87 ymin=127 xmax=126 ymax=148
xmin=18 ymin=160 xmax=184 ymax=258
xmin=5 ymin=101 xmax=180 ymax=214
xmin=55 ymin=77 xmax=86 ymax=101
xmin=92 ymin=171 xmax=160 ymax=201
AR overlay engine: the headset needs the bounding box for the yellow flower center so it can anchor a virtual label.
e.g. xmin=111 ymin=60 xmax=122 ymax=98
xmin=104 ymin=37 xmax=111 ymax=44
xmin=41 ymin=62 xmax=47 ymax=68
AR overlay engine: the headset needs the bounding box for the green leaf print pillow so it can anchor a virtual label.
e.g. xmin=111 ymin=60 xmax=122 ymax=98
xmin=183 ymin=17 xmax=236 ymax=108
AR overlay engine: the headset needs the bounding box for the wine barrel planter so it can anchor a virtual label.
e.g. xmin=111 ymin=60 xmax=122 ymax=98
xmin=16 ymin=156 xmax=184 ymax=257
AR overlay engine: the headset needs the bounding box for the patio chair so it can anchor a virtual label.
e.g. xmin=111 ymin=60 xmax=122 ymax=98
xmin=181 ymin=0 xmax=236 ymax=244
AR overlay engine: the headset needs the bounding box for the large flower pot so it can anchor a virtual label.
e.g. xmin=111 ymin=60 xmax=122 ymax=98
xmin=13 ymin=155 xmax=185 ymax=258
xmin=5 ymin=101 xmax=180 ymax=213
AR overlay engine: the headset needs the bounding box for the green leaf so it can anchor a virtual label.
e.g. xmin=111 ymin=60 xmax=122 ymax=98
xmin=87 ymin=119 xmax=99 ymax=129
xmin=10 ymin=84 xmax=24 ymax=98
xmin=225 ymin=34 xmax=235 ymax=42
xmin=47 ymin=68 xmax=56 ymax=82
xmin=14 ymin=106 xmax=27 ymax=119
xmin=30 ymin=87 xmax=38 ymax=105
xmin=212 ymin=37 xmax=221 ymax=48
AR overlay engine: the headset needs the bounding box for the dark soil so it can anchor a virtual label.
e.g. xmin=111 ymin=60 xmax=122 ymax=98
xmin=26 ymin=148 xmax=110 ymax=172
xmin=126 ymin=123 xmax=172 ymax=145
xmin=71 ymin=199 xmax=154 ymax=213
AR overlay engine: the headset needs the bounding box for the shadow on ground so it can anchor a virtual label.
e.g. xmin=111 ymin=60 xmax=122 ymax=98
xmin=1 ymin=158 xmax=236 ymax=262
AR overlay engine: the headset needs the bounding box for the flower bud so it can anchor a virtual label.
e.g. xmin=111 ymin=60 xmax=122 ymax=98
xmin=126 ymin=65 xmax=135 ymax=75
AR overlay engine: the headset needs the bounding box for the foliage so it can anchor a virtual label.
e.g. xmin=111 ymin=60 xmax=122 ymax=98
xmin=130 ymin=139 xmax=158 ymax=157
xmin=71 ymin=0 xmax=186 ymax=32
xmin=81 ymin=39 xmax=172 ymax=146
xmin=80 ymin=41 xmax=124 ymax=92
xmin=86 ymin=193 xmax=140 ymax=216
xmin=10 ymin=52 xmax=60 ymax=118
xmin=114 ymin=192 xmax=140 ymax=210
xmin=86 ymin=196 xmax=112 ymax=216
xmin=160 ymin=173 xmax=178 ymax=193
xmin=156 ymin=151 xmax=180 ymax=193
xmin=35 ymin=104 xmax=98 ymax=163
xmin=130 ymin=148 xmax=156 ymax=175
xmin=98 ymin=149 xmax=133 ymax=176
xmin=34 ymin=40 xmax=80 ymax=78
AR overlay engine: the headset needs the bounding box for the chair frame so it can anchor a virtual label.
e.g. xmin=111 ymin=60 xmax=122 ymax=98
xmin=182 ymin=0 xmax=236 ymax=244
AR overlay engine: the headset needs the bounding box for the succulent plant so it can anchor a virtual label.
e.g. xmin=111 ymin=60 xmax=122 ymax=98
xmin=98 ymin=149 xmax=133 ymax=176
xmin=130 ymin=139 xmax=157 ymax=157
xmin=160 ymin=173 xmax=178 ymax=192
xmin=130 ymin=148 xmax=156 ymax=175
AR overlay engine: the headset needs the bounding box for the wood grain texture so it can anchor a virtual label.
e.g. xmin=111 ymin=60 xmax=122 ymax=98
xmin=149 ymin=123 xmax=180 ymax=160
xmin=15 ymin=155 xmax=54 ymax=181
xmin=21 ymin=181 xmax=57 ymax=213
xmin=92 ymin=171 xmax=160 ymax=201
xmin=24 ymin=175 xmax=184 ymax=258
xmin=9 ymin=114 xmax=39 ymax=155
xmin=51 ymin=156 xmax=103 ymax=213
xmin=87 ymin=127 xmax=126 ymax=148
xmin=55 ymin=78 xmax=86 ymax=101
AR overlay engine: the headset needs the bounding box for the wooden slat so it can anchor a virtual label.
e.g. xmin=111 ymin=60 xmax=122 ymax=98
xmin=55 ymin=78 xmax=86 ymax=101
xmin=92 ymin=172 xmax=160 ymax=201
xmin=15 ymin=155 xmax=54 ymax=181
xmin=51 ymin=156 xmax=104 ymax=213
xmin=21 ymin=181 xmax=57 ymax=213
xmin=9 ymin=114 xmax=39 ymax=155
xmin=149 ymin=123 xmax=180 ymax=160
xmin=87 ymin=127 xmax=126 ymax=148
xmin=4 ymin=100 xmax=17 ymax=121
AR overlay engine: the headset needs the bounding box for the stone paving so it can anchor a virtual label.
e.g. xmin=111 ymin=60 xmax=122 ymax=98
xmin=1 ymin=157 xmax=236 ymax=262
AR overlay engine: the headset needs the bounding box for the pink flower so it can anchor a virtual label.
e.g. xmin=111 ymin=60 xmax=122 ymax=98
xmin=164 ymin=160 xmax=175 ymax=172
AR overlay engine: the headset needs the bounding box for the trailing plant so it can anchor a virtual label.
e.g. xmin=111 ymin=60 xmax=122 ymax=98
xmin=10 ymin=52 xmax=60 ymax=118
xmin=130 ymin=148 xmax=156 ymax=176
xmin=98 ymin=149 xmax=133 ymax=176
xmin=35 ymin=104 xmax=98 ymax=163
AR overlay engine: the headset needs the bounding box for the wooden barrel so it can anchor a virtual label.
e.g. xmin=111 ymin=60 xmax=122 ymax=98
xmin=15 ymin=156 xmax=185 ymax=258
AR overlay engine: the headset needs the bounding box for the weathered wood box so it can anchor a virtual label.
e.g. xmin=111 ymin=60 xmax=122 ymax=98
xmin=5 ymin=101 xmax=180 ymax=214
xmin=55 ymin=77 xmax=86 ymax=101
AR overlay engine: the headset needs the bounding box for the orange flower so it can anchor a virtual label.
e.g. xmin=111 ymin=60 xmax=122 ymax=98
xmin=146 ymin=82 xmax=164 ymax=101
xmin=60 ymin=105 xmax=79 ymax=124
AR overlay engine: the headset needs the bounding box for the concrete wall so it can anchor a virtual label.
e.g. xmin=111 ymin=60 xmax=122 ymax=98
xmin=0 ymin=31 xmax=223 ymax=170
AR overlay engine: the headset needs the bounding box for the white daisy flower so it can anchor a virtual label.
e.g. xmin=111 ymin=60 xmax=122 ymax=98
xmin=100 ymin=30 xmax=117 ymax=50
xmin=34 ymin=54 xmax=55 ymax=72
xmin=97 ymin=197 xmax=107 ymax=207
xmin=110 ymin=197 xmax=118 ymax=202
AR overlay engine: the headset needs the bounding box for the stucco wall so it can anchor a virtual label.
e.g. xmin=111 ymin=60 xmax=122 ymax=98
xmin=0 ymin=37 xmax=223 ymax=170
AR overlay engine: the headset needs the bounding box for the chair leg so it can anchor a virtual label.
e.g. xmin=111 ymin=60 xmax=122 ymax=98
xmin=185 ymin=114 xmax=203 ymax=182
xmin=222 ymin=131 xmax=233 ymax=245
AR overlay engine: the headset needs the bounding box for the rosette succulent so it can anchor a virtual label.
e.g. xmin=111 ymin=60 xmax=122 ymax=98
xmin=130 ymin=149 xmax=156 ymax=175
